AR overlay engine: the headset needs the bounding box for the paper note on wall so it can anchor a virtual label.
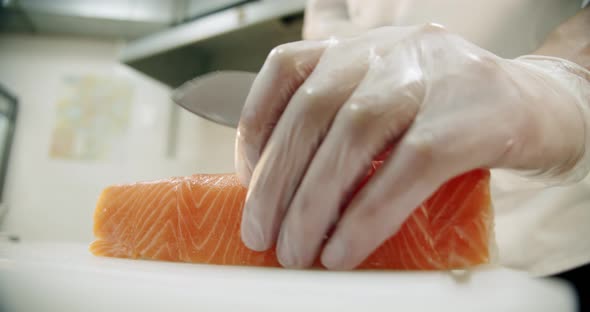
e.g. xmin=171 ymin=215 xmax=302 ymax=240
xmin=49 ymin=75 xmax=133 ymax=161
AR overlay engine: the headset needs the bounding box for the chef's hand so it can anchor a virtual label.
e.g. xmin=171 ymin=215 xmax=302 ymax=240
xmin=235 ymin=24 xmax=590 ymax=269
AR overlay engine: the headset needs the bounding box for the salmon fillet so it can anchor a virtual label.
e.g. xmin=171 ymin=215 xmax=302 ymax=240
xmin=90 ymin=164 xmax=493 ymax=270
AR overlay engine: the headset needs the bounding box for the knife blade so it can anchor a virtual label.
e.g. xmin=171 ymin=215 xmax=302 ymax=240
xmin=171 ymin=70 xmax=257 ymax=128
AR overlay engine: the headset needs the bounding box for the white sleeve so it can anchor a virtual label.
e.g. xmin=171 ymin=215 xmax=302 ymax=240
xmin=583 ymin=0 xmax=589 ymax=8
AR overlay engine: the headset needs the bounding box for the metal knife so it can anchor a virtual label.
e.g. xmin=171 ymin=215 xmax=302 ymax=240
xmin=171 ymin=70 xmax=257 ymax=128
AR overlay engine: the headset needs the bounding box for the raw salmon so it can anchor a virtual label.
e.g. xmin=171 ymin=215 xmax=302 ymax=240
xmin=90 ymin=164 xmax=493 ymax=270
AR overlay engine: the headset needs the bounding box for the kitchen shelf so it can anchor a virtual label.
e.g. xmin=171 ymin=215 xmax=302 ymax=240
xmin=120 ymin=0 xmax=306 ymax=88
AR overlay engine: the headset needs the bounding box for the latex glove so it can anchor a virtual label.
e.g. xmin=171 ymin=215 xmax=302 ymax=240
xmin=235 ymin=24 xmax=590 ymax=270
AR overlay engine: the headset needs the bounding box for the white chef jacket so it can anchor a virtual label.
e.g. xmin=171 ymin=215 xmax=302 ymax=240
xmin=342 ymin=0 xmax=589 ymax=276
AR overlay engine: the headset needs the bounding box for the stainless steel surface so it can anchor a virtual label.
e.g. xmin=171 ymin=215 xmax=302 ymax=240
xmin=120 ymin=0 xmax=305 ymax=87
xmin=121 ymin=0 xmax=304 ymax=62
xmin=0 ymin=0 xmax=251 ymax=39
xmin=172 ymin=70 xmax=256 ymax=128
xmin=0 ymin=0 xmax=175 ymax=39
xmin=1 ymin=1 xmax=305 ymax=86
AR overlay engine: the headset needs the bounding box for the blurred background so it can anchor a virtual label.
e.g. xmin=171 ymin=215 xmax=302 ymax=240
xmin=0 ymin=0 xmax=304 ymax=243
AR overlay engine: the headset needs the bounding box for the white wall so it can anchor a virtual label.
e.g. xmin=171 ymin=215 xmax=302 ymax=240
xmin=0 ymin=34 xmax=236 ymax=243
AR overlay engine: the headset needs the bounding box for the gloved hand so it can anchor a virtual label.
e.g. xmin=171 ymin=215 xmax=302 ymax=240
xmin=234 ymin=24 xmax=590 ymax=270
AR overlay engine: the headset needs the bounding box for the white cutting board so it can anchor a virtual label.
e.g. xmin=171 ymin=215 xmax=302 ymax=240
xmin=0 ymin=241 xmax=577 ymax=312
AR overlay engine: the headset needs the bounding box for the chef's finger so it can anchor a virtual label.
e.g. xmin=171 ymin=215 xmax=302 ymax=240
xmin=241 ymin=43 xmax=368 ymax=251
xmin=235 ymin=41 xmax=328 ymax=186
xmin=275 ymin=66 xmax=422 ymax=268
xmin=320 ymin=108 xmax=511 ymax=270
